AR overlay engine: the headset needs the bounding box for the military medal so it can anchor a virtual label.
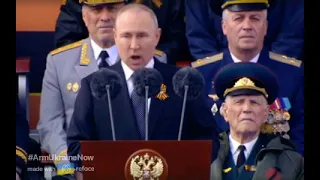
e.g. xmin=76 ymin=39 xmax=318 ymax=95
xmin=211 ymin=103 xmax=218 ymax=116
xmin=72 ymin=82 xmax=79 ymax=92
xmin=282 ymin=122 xmax=290 ymax=132
xmin=67 ymin=83 xmax=72 ymax=91
xmin=274 ymin=110 xmax=282 ymax=121
xmin=282 ymin=111 xmax=290 ymax=120
xmin=267 ymin=110 xmax=274 ymax=124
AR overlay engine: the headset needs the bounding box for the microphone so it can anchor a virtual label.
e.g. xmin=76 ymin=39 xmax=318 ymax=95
xmin=172 ymin=67 xmax=205 ymax=140
xmin=90 ymin=68 xmax=122 ymax=141
xmin=131 ymin=68 xmax=163 ymax=141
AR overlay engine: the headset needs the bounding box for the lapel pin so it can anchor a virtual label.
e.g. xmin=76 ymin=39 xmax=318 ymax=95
xmin=156 ymin=84 xmax=169 ymax=100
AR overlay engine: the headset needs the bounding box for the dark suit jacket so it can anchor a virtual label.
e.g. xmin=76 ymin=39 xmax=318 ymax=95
xmin=211 ymin=132 xmax=303 ymax=180
xmin=67 ymin=60 xmax=220 ymax=168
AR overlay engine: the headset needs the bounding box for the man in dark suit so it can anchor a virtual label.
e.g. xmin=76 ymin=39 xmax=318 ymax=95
xmin=54 ymin=0 xmax=186 ymax=64
xmin=191 ymin=0 xmax=304 ymax=156
xmin=67 ymin=3 xmax=219 ymax=179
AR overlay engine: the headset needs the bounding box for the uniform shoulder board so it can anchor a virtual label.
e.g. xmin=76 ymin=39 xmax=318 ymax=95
xmin=50 ymin=40 xmax=83 ymax=56
xmin=191 ymin=52 xmax=223 ymax=68
xmin=154 ymin=49 xmax=165 ymax=56
xmin=269 ymin=52 xmax=302 ymax=68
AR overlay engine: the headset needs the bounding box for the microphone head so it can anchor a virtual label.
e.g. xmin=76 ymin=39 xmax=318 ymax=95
xmin=172 ymin=67 xmax=205 ymax=100
xmin=90 ymin=68 xmax=122 ymax=101
xmin=132 ymin=68 xmax=163 ymax=97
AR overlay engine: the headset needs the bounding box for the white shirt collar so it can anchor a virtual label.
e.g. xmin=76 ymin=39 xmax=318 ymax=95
xmin=231 ymin=52 xmax=260 ymax=63
xmin=90 ymin=39 xmax=118 ymax=65
xmin=121 ymin=58 xmax=155 ymax=81
xmin=229 ymin=134 xmax=258 ymax=158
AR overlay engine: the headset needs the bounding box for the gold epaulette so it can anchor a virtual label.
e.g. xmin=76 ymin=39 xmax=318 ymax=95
xmin=50 ymin=40 xmax=83 ymax=56
xmin=154 ymin=49 xmax=165 ymax=56
xmin=16 ymin=146 xmax=28 ymax=164
xmin=269 ymin=52 xmax=302 ymax=68
xmin=191 ymin=52 xmax=223 ymax=68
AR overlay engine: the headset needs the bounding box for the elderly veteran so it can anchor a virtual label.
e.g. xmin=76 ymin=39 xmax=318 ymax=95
xmin=210 ymin=62 xmax=304 ymax=180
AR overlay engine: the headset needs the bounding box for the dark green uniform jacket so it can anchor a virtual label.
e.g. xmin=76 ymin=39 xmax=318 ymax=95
xmin=211 ymin=132 xmax=304 ymax=180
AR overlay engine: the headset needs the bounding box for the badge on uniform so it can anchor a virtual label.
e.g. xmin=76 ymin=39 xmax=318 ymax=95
xmin=80 ymin=43 xmax=91 ymax=65
xmin=67 ymin=83 xmax=73 ymax=92
xmin=265 ymin=97 xmax=291 ymax=138
xmin=208 ymin=94 xmax=219 ymax=116
xmin=211 ymin=103 xmax=218 ymax=116
xmin=72 ymin=82 xmax=80 ymax=92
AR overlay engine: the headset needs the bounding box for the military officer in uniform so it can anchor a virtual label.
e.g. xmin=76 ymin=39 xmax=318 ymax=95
xmin=185 ymin=0 xmax=304 ymax=61
xmin=210 ymin=62 xmax=304 ymax=180
xmin=37 ymin=0 xmax=129 ymax=178
xmin=191 ymin=0 xmax=304 ymax=156
xmin=54 ymin=0 xmax=186 ymax=64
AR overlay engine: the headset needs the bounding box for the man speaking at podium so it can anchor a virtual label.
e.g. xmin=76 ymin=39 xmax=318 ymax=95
xmin=66 ymin=3 xmax=220 ymax=179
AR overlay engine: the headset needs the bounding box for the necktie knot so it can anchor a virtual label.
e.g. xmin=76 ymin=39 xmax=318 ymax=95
xmin=238 ymin=145 xmax=246 ymax=151
xmin=236 ymin=145 xmax=246 ymax=169
xmin=98 ymin=50 xmax=109 ymax=69
xmin=100 ymin=50 xmax=109 ymax=60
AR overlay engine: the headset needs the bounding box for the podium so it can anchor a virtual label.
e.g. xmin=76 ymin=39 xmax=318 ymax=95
xmin=81 ymin=140 xmax=212 ymax=180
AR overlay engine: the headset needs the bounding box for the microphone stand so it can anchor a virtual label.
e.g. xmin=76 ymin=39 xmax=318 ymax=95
xmin=178 ymin=85 xmax=189 ymax=141
xmin=145 ymin=86 xmax=149 ymax=141
xmin=106 ymin=85 xmax=116 ymax=141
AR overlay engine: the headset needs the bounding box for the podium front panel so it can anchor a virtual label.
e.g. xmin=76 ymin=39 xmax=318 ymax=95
xmin=80 ymin=140 xmax=212 ymax=180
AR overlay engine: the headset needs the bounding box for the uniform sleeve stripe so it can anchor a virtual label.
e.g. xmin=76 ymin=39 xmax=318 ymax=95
xmin=16 ymin=149 xmax=27 ymax=164
xmin=16 ymin=146 xmax=28 ymax=156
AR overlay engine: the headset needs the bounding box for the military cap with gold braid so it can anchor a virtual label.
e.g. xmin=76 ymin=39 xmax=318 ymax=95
xmin=213 ymin=62 xmax=279 ymax=105
xmin=222 ymin=0 xmax=269 ymax=12
xmin=79 ymin=0 xmax=128 ymax=6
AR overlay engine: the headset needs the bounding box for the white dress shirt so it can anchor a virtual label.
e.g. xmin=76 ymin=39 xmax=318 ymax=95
xmin=90 ymin=39 xmax=119 ymax=66
xmin=121 ymin=59 xmax=155 ymax=111
xmin=231 ymin=52 xmax=260 ymax=63
xmin=229 ymin=134 xmax=258 ymax=165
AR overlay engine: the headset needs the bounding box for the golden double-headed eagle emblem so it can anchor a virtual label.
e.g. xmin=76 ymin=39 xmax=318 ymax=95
xmin=125 ymin=149 xmax=168 ymax=180
xmin=130 ymin=153 xmax=164 ymax=180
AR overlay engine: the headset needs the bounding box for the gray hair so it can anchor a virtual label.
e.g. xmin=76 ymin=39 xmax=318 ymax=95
xmin=222 ymin=9 xmax=268 ymax=20
xmin=115 ymin=3 xmax=158 ymax=29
